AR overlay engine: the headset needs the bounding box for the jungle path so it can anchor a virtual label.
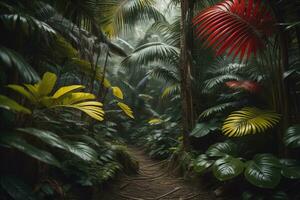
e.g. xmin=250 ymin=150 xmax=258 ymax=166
xmin=101 ymin=147 xmax=215 ymax=200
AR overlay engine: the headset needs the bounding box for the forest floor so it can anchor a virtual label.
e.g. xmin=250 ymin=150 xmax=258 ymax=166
xmin=101 ymin=147 xmax=215 ymax=200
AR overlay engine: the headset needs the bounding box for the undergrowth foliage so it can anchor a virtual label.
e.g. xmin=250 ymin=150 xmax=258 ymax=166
xmin=0 ymin=0 xmax=300 ymax=199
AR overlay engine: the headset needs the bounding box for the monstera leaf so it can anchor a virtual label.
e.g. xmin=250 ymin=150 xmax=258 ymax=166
xmin=212 ymin=156 xmax=245 ymax=181
xmin=206 ymin=140 xmax=239 ymax=157
xmin=193 ymin=154 xmax=214 ymax=174
xmin=190 ymin=120 xmax=220 ymax=138
xmin=284 ymin=125 xmax=300 ymax=148
xmin=222 ymin=107 xmax=280 ymax=137
xmin=244 ymin=154 xmax=281 ymax=189
xmin=193 ymin=0 xmax=275 ymax=61
xmin=280 ymin=159 xmax=300 ymax=179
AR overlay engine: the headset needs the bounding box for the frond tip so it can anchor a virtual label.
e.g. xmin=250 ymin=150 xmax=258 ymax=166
xmin=222 ymin=107 xmax=280 ymax=137
xmin=193 ymin=0 xmax=275 ymax=61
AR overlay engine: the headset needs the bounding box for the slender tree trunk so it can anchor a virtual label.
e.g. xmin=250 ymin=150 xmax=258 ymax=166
xmin=270 ymin=2 xmax=290 ymax=156
xmin=180 ymin=0 xmax=193 ymax=151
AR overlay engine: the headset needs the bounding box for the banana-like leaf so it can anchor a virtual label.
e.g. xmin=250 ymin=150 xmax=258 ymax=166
xmin=112 ymin=86 xmax=124 ymax=99
xmin=117 ymin=102 xmax=134 ymax=119
xmin=52 ymin=85 xmax=85 ymax=99
xmin=55 ymin=101 xmax=104 ymax=121
xmin=0 ymin=95 xmax=31 ymax=114
xmin=17 ymin=128 xmax=98 ymax=161
xmin=0 ymin=133 xmax=61 ymax=168
xmin=59 ymin=92 xmax=96 ymax=105
xmin=17 ymin=128 xmax=68 ymax=150
xmin=244 ymin=154 xmax=281 ymax=189
xmin=7 ymin=85 xmax=36 ymax=103
xmin=283 ymin=125 xmax=300 ymax=148
xmin=0 ymin=46 xmax=39 ymax=82
xmin=193 ymin=0 xmax=275 ymax=61
xmin=213 ymin=156 xmax=245 ymax=181
xmin=222 ymin=107 xmax=280 ymax=137
xmin=37 ymin=72 xmax=57 ymax=96
xmin=8 ymin=72 xmax=105 ymax=121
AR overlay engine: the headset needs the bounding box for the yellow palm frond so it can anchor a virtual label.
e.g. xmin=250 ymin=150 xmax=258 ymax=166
xmin=222 ymin=107 xmax=280 ymax=137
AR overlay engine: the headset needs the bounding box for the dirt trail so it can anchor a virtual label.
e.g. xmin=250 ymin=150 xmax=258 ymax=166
xmin=102 ymin=147 xmax=215 ymax=200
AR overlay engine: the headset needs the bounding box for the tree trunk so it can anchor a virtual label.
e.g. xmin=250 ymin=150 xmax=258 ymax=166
xmin=180 ymin=0 xmax=193 ymax=151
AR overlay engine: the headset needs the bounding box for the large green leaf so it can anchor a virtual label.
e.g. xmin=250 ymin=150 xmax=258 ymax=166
xmin=17 ymin=128 xmax=98 ymax=161
xmin=67 ymin=142 xmax=97 ymax=161
xmin=244 ymin=154 xmax=281 ymax=189
xmin=222 ymin=107 xmax=280 ymax=137
xmin=0 ymin=95 xmax=31 ymax=114
xmin=284 ymin=125 xmax=300 ymax=148
xmin=206 ymin=141 xmax=239 ymax=157
xmin=193 ymin=154 xmax=214 ymax=174
xmin=280 ymin=159 xmax=300 ymax=179
xmin=190 ymin=121 xmax=220 ymax=138
xmin=212 ymin=156 xmax=245 ymax=181
xmin=0 ymin=46 xmax=39 ymax=82
xmin=0 ymin=133 xmax=61 ymax=168
xmin=17 ymin=128 xmax=68 ymax=150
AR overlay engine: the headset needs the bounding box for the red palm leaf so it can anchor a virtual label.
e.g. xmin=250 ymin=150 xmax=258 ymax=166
xmin=225 ymin=80 xmax=261 ymax=92
xmin=193 ymin=0 xmax=275 ymax=61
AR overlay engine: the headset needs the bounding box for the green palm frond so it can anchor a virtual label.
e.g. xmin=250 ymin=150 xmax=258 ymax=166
xmin=121 ymin=42 xmax=179 ymax=70
xmin=203 ymin=74 xmax=242 ymax=93
xmin=0 ymin=14 xmax=56 ymax=39
xmin=147 ymin=18 xmax=180 ymax=46
xmin=99 ymin=0 xmax=165 ymax=37
xmin=222 ymin=107 xmax=281 ymax=137
xmin=0 ymin=46 xmax=40 ymax=82
xmin=147 ymin=65 xmax=179 ymax=83
xmin=53 ymin=0 xmax=102 ymax=31
xmin=199 ymin=102 xmax=240 ymax=119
